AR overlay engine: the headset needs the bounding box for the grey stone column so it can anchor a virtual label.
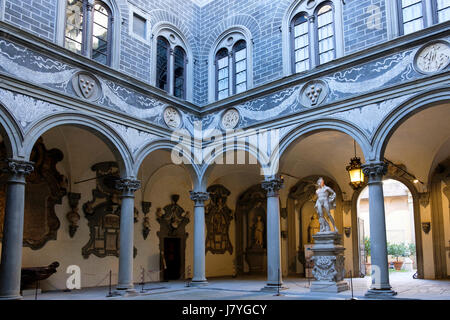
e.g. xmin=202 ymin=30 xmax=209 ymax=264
xmin=0 ymin=159 xmax=34 ymax=300
xmin=189 ymin=191 xmax=209 ymax=286
xmin=261 ymin=177 xmax=285 ymax=291
xmin=115 ymin=178 xmax=140 ymax=292
xmin=362 ymin=162 xmax=397 ymax=297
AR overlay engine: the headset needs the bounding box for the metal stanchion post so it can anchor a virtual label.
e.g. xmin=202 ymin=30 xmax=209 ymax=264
xmin=106 ymin=270 xmax=113 ymax=297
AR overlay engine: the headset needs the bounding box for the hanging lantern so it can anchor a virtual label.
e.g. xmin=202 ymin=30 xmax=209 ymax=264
xmin=346 ymin=140 xmax=365 ymax=190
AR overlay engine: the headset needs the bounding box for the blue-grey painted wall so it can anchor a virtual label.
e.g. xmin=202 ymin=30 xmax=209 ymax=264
xmin=1 ymin=0 xmax=443 ymax=106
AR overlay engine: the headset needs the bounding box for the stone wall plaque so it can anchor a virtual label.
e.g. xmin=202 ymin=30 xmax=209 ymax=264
xmin=0 ymin=138 xmax=67 ymax=250
xmin=81 ymin=161 xmax=137 ymax=259
xmin=163 ymin=106 xmax=182 ymax=129
xmin=221 ymin=108 xmax=240 ymax=129
xmin=71 ymin=71 xmax=102 ymax=101
xmin=414 ymin=41 xmax=450 ymax=74
xmin=300 ymin=79 xmax=329 ymax=108
xmin=205 ymin=185 xmax=233 ymax=254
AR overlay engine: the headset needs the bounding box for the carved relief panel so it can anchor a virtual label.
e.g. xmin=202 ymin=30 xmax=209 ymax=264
xmin=205 ymin=185 xmax=234 ymax=255
xmin=235 ymin=185 xmax=267 ymax=275
xmin=81 ymin=162 xmax=137 ymax=259
xmin=0 ymin=138 xmax=67 ymax=249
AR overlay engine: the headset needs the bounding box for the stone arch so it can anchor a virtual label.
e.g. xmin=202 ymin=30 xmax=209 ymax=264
xmin=22 ymin=112 xmax=134 ymax=178
xmin=350 ymin=172 xmax=425 ymax=279
xmin=148 ymin=9 xmax=198 ymax=55
xmin=0 ymin=103 xmax=23 ymax=159
xmin=201 ymin=14 xmax=261 ymax=58
xmin=133 ymin=139 xmax=199 ymax=190
xmin=372 ymin=86 xmax=450 ymax=162
xmin=199 ymin=141 xmax=271 ymax=192
xmin=268 ymin=119 xmax=372 ymax=176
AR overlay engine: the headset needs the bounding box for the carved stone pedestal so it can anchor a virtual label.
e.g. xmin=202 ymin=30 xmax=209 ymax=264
xmin=310 ymin=232 xmax=349 ymax=293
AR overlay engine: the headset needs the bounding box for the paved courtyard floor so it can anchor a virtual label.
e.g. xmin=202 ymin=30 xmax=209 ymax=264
xmin=23 ymin=271 xmax=450 ymax=300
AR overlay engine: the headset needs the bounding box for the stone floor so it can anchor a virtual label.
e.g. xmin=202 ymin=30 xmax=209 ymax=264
xmin=23 ymin=271 xmax=450 ymax=300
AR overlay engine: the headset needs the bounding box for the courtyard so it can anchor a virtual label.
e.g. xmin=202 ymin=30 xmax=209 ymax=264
xmin=23 ymin=272 xmax=450 ymax=300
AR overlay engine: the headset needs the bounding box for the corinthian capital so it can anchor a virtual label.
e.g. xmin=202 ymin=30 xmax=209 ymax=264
xmin=362 ymin=162 xmax=387 ymax=183
xmin=3 ymin=159 xmax=34 ymax=177
xmin=190 ymin=191 xmax=209 ymax=206
xmin=262 ymin=177 xmax=284 ymax=197
xmin=115 ymin=178 xmax=141 ymax=193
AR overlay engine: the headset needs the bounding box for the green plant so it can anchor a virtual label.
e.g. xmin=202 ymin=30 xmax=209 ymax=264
xmin=408 ymin=243 xmax=416 ymax=257
xmin=364 ymin=236 xmax=371 ymax=261
xmin=387 ymin=243 xmax=410 ymax=261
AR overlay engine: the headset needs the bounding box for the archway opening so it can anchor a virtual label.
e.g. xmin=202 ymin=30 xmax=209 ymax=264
xmin=136 ymin=148 xmax=194 ymax=282
xmin=357 ymin=179 xmax=417 ymax=280
xmin=0 ymin=125 xmax=130 ymax=292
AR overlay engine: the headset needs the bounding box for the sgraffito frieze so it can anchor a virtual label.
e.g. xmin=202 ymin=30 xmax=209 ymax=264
xmin=0 ymin=88 xmax=65 ymax=130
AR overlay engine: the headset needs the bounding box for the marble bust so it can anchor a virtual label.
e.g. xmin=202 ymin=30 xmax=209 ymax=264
xmin=314 ymin=177 xmax=338 ymax=233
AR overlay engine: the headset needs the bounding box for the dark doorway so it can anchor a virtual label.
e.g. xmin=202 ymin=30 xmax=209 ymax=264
xmin=163 ymin=237 xmax=181 ymax=280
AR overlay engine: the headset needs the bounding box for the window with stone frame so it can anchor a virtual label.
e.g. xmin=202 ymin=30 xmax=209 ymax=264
xmin=398 ymin=0 xmax=426 ymax=35
xmin=173 ymin=46 xmax=187 ymax=99
xmin=156 ymin=36 xmax=170 ymax=93
xmin=288 ymin=0 xmax=338 ymax=75
xmin=433 ymin=0 xmax=450 ymax=23
xmin=315 ymin=3 xmax=335 ymax=65
xmin=214 ymin=38 xmax=248 ymax=101
xmin=153 ymin=28 xmax=190 ymax=100
xmin=64 ymin=0 xmax=113 ymax=66
xmin=216 ymin=48 xmax=230 ymax=100
xmin=291 ymin=12 xmax=310 ymax=73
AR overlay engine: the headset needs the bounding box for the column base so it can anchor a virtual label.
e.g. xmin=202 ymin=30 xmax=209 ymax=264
xmin=0 ymin=294 xmax=23 ymax=300
xmin=113 ymin=287 xmax=139 ymax=297
xmin=189 ymin=280 xmax=208 ymax=287
xmin=310 ymin=280 xmax=349 ymax=293
xmin=261 ymin=283 xmax=288 ymax=292
xmin=365 ymin=288 xmax=398 ymax=298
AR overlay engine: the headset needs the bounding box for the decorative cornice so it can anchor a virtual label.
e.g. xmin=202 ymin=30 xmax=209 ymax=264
xmin=261 ymin=177 xmax=284 ymax=197
xmin=190 ymin=191 xmax=209 ymax=205
xmin=115 ymin=178 xmax=141 ymax=193
xmin=362 ymin=162 xmax=387 ymax=183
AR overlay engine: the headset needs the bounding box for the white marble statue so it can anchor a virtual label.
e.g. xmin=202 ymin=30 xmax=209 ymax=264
xmin=314 ymin=177 xmax=338 ymax=233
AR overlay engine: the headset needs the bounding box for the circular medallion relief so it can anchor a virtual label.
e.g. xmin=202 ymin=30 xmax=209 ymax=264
xmin=169 ymin=33 xmax=176 ymax=43
xmin=227 ymin=36 xmax=234 ymax=45
xmin=163 ymin=107 xmax=182 ymax=129
xmin=221 ymin=108 xmax=240 ymax=129
xmin=414 ymin=41 xmax=450 ymax=74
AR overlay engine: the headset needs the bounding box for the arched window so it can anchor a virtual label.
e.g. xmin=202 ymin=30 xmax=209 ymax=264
xmin=286 ymin=1 xmax=342 ymax=76
xmin=64 ymin=0 xmax=113 ymax=66
xmin=156 ymin=36 xmax=170 ymax=93
xmin=433 ymin=0 xmax=450 ymax=23
xmin=233 ymin=40 xmax=247 ymax=95
xmin=152 ymin=26 xmax=191 ymax=100
xmin=291 ymin=12 xmax=310 ymax=73
xmin=316 ymin=3 xmax=335 ymax=65
xmin=216 ymin=48 xmax=229 ymax=100
xmin=398 ymin=0 xmax=426 ymax=35
xmin=173 ymin=46 xmax=186 ymax=99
